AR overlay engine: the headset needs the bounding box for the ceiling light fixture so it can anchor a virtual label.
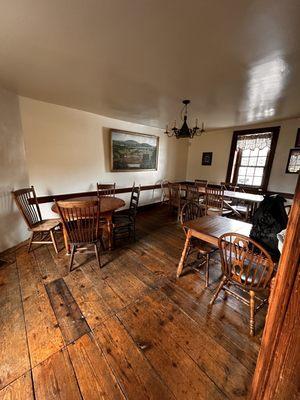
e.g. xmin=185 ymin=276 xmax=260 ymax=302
xmin=164 ymin=100 xmax=205 ymax=139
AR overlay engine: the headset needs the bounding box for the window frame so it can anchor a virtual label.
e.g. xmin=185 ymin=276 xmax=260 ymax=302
xmin=226 ymin=126 xmax=280 ymax=192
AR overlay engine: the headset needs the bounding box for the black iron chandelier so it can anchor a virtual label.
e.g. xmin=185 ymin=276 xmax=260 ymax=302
xmin=164 ymin=99 xmax=205 ymax=139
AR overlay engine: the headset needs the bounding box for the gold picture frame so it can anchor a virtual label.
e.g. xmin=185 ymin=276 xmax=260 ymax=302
xmin=110 ymin=129 xmax=159 ymax=172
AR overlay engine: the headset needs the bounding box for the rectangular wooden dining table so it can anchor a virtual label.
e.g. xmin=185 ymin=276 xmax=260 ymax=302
xmin=179 ymin=183 xmax=264 ymax=205
xmin=176 ymin=215 xmax=252 ymax=278
xmin=179 ymin=183 xmax=264 ymax=218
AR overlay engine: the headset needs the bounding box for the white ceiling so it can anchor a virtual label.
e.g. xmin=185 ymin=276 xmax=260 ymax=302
xmin=0 ymin=0 xmax=299 ymax=129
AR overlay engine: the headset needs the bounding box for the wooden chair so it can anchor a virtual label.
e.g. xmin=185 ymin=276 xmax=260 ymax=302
xmin=205 ymin=186 xmax=232 ymax=216
xmin=55 ymin=199 xmax=104 ymax=271
xmin=113 ymin=184 xmax=141 ymax=243
xmin=12 ymin=186 xmax=60 ymax=253
xmin=160 ymin=179 xmax=170 ymax=204
xmin=168 ymin=183 xmax=185 ymax=220
xmin=97 ymin=183 xmax=116 ymax=197
xmin=210 ymin=233 xmax=275 ymax=336
xmin=180 ymin=202 xmax=217 ymax=287
xmin=221 ymin=184 xmax=250 ymax=220
xmin=195 ymin=179 xmax=208 ymax=187
xmin=186 ymin=185 xmax=201 ymax=203
xmin=194 ymin=180 xmax=207 ymax=204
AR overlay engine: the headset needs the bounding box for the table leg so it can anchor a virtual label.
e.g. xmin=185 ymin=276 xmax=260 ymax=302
xmin=176 ymin=230 xmax=192 ymax=278
xmin=62 ymin=225 xmax=70 ymax=255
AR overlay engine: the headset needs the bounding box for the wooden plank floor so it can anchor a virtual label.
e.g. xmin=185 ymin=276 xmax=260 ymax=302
xmin=0 ymin=206 xmax=266 ymax=400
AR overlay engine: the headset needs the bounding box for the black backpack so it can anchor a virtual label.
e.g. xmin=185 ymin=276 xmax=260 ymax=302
xmin=250 ymin=195 xmax=288 ymax=261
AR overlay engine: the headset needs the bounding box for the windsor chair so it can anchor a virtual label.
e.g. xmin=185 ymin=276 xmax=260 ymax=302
xmin=12 ymin=186 xmax=60 ymax=253
xmin=210 ymin=233 xmax=275 ymax=336
xmin=55 ymin=199 xmax=104 ymax=271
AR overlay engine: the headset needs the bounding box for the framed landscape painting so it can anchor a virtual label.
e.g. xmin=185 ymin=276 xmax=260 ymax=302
xmin=111 ymin=130 xmax=159 ymax=171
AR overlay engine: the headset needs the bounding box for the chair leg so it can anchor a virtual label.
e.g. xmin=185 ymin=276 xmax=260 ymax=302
xmin=50 ymin=230 xmax=59 ymax=254
xmin=186 ymin=245 xmax=192 ymax=262
xmin=133 ymin=222 xmax=136 ymax=241
xmin=177 ymin=206 xmax=181 ymax=221
xmin=249 ymin=290 xmax=255 ymax=336
xmin=94 ymin=243 xmax=101 ymax=269
xmin=99 ymin=232 xmax=106 ymax=251
xmin=210 ymin=276 xmax=227 ymax=305
xmin=205 ymin=253 xmax=210 ymax=288
xmin=69 ymin=245 xmax=76 ymax=272
xmin=112 ymin=232 xmax=116 ymax=249
xmin=28 ymin=232 xmax=34 ymax=253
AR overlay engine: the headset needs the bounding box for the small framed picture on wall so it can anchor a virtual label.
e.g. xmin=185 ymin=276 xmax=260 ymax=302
xmin=202 ymin=152 xmax=213 ymax=166
xmin=286 ymin=148 xmax=300 ymax=174
xmin=295 ymin=128 xmax=300 ymax=148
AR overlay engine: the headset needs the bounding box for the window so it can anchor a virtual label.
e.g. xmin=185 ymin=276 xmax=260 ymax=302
xmin=286 ymin=148 xmax=300 ymax=174
xmin=226 ymin=127 xmax=280 ymax=191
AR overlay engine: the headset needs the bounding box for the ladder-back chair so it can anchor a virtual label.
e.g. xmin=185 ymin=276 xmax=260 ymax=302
xmin=12 ymin=186 xmax=60 ymax=253
xmin=113 ymin=184 xmax=141 ymax=242
xmin=210 ymin=233 xmax=275 ymax=336
xmin=180 ymin=202 xmax=217 ymax=286
xmin=96 ymin=183 xmax=116 ymax=197
xmin=55 ymin=199 xmax=104 ymax=271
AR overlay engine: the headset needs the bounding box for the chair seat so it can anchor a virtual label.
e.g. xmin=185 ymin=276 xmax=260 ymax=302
xmin=191 ymin=238 xmax=216 ymax=254
xmin=171 ymin=199 xmax=186 ymax=208
xmin=113 ymin=213 xmax=133 ymax=227
xmin=31 ymin=219 xmax=61 ymax=232
xmin=207 ymin=207 xmax=232 ymax=216
xmin=222 ymin=209 xmax=233 ymax=215
xmin=207 ymin=207 xmax=221 ymax=213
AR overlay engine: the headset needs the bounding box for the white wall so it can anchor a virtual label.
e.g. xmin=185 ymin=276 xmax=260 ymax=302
xmin=19 ymin=97 xmax=189 ymax=217
xmin=2 ymin=93 xmax=297 ymax=253
xmin=0 ymin=88 xmax=29 ymax=252
xmin=186 ymin=118 xmax=299 ymax=194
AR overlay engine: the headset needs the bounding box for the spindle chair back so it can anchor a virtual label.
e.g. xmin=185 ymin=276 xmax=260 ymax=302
xmin=180 ymin=201 xmax=203 ymax=234
xmin=195 ymin=179 xmax=208 ymax=187
xmin=12 ymin=186 xmax=42 ymax=229
xmin=55 ymin=199 xmax=103 ymax=270
xmin=12 ymin=186 xmax=60 ymax=253
xmin=186 ymin=185 xmax=201 ymax=203
xmin=205 ymin=186 xmax=225 ymax=214
xmin=97 ymin=183 xmax=116 ymax=197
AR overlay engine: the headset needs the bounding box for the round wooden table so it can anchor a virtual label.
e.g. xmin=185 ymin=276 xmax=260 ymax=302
xmin=52 ymin=196 xmax=125 ymax=253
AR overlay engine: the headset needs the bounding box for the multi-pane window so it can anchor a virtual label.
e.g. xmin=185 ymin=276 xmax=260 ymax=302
xmin=226 ymin=127 xmax=279 ymax=191
xmin=286 ymin=149 xmax=300 ymax=173
xmin=236 ymin=134 xmax=271 ymax=187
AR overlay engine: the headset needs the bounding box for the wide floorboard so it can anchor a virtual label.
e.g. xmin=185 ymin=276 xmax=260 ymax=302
xmin=0 ymin=206 xmax=266 ymax=399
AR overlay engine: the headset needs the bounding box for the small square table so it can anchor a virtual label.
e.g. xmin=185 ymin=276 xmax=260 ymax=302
xmin=177 ymin=215 xmax=252 ymax=278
